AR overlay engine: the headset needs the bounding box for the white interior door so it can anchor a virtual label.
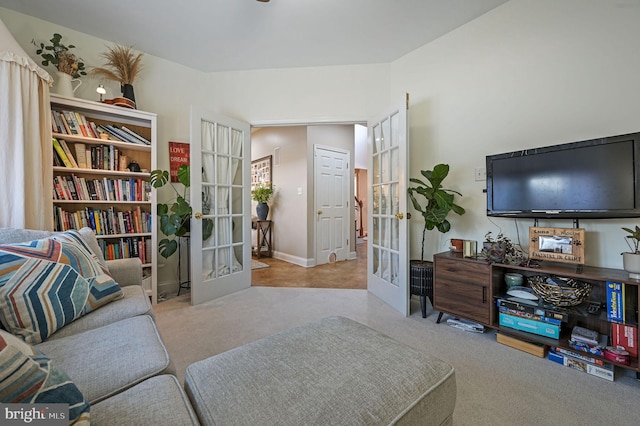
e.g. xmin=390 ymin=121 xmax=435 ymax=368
xmin=189 ymin=107 xmax=251 ymax=305
xmin=367 ymin=94 xmax=410 ymax=316
xmin=315 ymin=145 xmax=350 ymax=265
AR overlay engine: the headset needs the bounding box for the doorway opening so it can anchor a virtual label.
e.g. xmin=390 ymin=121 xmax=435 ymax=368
xmin=250 ymin=123 xmax=367 ymax=289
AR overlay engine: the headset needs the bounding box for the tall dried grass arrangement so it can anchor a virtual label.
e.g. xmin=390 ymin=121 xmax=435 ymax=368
xmin=91 ymin=45 xmax=144 ymax=85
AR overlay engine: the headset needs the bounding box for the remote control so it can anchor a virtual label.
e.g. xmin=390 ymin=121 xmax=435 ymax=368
xmin=586 ymin=302 xmax=600 ymax=315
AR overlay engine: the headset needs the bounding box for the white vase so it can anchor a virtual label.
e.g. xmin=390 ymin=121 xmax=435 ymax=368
xmin=622 ymin=252 xmax=640 ymax=279
xmin=52 ymin=71 xmax=82 ymax=97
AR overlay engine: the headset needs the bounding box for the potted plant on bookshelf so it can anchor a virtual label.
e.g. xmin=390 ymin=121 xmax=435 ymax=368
xmin=91 ymin=44 xmax=144 ymax=107
xmin=407 ymin=163 xmax=465 ymax=317
xmin=481 ymin=232 xmax=527 ymax=265
xmin=32 ymin=33 xmax=86 ymax=97
xmin=150 ymin=165 xmax=213 ymax=258
xmin=251 ymin=182 xmax=275 ymax=220
xmin=622 ymin=225 xmax=640 ymax=279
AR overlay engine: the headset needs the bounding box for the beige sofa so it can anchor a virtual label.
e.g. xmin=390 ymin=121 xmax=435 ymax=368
xmin=0 ymin=227 xmax=199 ymax=425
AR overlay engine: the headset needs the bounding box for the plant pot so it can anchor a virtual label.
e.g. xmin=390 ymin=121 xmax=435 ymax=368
xmin=410 ymin=260 xmax=434 ymax=318
xmin=256 ymin=203 xmax=269 ymax=220
xmin=121 ymin=83 xmax=136 ymax=106
xmin=53 ymin=71 xmax=82 ymax=97
xmin=622 ymin=252 xmax=640 ymax=279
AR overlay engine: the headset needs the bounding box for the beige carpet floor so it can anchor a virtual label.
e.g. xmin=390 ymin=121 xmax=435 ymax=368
xmin=154 ymin=288 xmax=640 ymax=426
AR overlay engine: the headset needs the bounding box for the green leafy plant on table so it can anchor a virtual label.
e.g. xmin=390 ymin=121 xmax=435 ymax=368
xmin=251 ymin=182 xmax=275 ymax=203
xmin=150 ymin=165 xmax=213 ymax=258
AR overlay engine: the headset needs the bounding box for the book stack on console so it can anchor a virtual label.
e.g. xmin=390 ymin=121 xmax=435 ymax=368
xmin=548 ymin=346 xmax=615 ymax=381
xmin=496 ymin=297 xmax=565 ymax=339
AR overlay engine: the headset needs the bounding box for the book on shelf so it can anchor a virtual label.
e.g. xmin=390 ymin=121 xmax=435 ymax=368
xmin=58 ymin=139 xmax=79 ymax=168
xmin=496 ymin=296 xmax=569 ymax=322
xmin=611 ymin=323 xmax=638 ymax=358
xmin=52 ymin=138 xmax=74 ymax=168
xmin=496 ymin=299 xmax=562 ymax=325
xmin=119 ymin=125 xmax=151 ymax=145
xmin=62 ymin=111 xmax=80 ymax=135
xmin=548 ymin=348 xmax=614 ymax=381
xmin=498 ymin=312 xmax=561 ymax=339
xmin=605 ymin=281 xmax=625 ymax=323
xmin=74 ymin=143 xmax=87 ymax=168
xmin=552 ymin=346 xmax=604 ymax=366
xmin=571 ymin=326 xmax=599 ymax=345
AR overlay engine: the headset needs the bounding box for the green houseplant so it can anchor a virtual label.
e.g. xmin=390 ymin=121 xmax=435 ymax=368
xmin=622 ymin=225 xmax=640 ymax=279
xmin=408 ymin=164 xmax=465 ymax=261
xmin=251 ymin=182 xmax=274 ymax=220
xmin=32 ymin=33 xmax=86 ymax=78
xmin=407 ymin=164 xmax=465 ymax=317
xmin=150 ymin=165 xmax=213 ymax=258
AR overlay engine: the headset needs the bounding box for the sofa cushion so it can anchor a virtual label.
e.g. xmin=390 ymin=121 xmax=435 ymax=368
xmin=47 ymin=285 xmax=153 ymax=340
xmin=91 ymin=375 xmax=199 ymax=426
xmin=35 ymin=315 xmax=171 ymax=404
xmin=0 ymin=231 xmax=123 ymax=343
xmin=0 ymin=330 xmax=90 ymax=425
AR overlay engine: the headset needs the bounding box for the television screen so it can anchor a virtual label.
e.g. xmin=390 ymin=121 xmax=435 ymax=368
xmin=486 ymin=133 xmax=640 ymax=218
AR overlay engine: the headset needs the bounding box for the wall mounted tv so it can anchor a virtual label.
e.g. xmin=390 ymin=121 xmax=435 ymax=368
xmin=486 ymin=132 xmax=640 ymax=219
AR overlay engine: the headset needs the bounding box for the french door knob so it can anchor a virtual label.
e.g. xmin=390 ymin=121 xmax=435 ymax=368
xmin=195 ymin=212 xmax=203 ymax=219
xmin=395 ymin=212 xmax=404 ymax=220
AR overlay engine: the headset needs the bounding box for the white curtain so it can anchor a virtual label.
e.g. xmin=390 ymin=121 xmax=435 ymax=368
xmin=0 ymin=18 xmax=53 ymax=230
xmin=201 ymin=120 xmax=243 ymax=280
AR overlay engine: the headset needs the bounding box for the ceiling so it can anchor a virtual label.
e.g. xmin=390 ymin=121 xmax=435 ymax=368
xmin=0 ymin=0 xmax=508 ymax=72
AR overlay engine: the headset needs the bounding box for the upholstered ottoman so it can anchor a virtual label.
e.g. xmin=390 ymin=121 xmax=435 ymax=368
xmin=185 ymin=316 xmax=456 ymax=426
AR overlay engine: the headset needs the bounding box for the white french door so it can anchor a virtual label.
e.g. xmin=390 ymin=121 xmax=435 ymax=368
xmin=367 ymin=94 xmax=410 ymax=316
xmin=189 ymin=107 xmax=251 ymax=305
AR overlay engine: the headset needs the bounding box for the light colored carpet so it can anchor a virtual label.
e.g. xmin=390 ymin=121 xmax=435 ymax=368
xmin=251 ymin=259 xmax=270 ymax=270
xmin=154 ymin=288 xmax=640 ymax=426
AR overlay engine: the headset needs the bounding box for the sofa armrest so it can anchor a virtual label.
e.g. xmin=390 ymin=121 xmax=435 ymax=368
xmin=107 ymin=258 xmax=142 ymax=287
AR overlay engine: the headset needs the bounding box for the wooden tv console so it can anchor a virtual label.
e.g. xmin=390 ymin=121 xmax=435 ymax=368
xmin=433 ymin=251 xmax=640 ymax=377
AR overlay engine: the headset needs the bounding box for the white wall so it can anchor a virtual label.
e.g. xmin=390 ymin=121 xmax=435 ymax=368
xmin=5 ymin=0 xmax=640 ymax=275
xmin=251 ymin=126 xmax=308 ymax=263
xmin=392 ymin=0 xmax=640 ymax=268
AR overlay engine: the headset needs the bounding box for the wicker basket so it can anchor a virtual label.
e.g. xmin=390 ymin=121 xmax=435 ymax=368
xmin=527 ymin=275 xmax=592 ymax=307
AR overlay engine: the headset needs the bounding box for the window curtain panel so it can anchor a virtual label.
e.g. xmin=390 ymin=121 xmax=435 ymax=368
xmin=0 ymin=17 xmax=53 ymax=230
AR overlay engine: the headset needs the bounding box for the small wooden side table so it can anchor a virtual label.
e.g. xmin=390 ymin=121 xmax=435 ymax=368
xmin=253 ymin=220 xmax=273 ymax=258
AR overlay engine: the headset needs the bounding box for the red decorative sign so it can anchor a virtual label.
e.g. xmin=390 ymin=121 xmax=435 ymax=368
xmin=169 ymin=142 xmax=190 ymax=182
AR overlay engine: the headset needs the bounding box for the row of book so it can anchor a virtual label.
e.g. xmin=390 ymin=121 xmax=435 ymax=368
xmin=98 ymin=236 xmax=151 ymax=264
xmin=51 ymin=109 xmax=150 ymax=145
xmin=54 ymin=206 xmax=151 ymax=235
xmin=53 ymin=138 xmax=137 ymax=172
xmin=53 ymin=174 xmax=151 ymax=202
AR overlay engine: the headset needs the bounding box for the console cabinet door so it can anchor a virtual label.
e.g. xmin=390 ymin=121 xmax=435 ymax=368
xmin=434 ymin=255 xmax=491 ymax=324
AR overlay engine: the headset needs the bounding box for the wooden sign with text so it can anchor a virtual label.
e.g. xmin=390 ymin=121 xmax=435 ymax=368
xmin=169 ymin=142 xmax=190 ymax=182
xmin=529 ymin=227 xmax=585 ymax=265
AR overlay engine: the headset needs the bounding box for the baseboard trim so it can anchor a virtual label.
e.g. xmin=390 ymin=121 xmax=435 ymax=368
xmin=273 ymin=251 xmax=315 ymax=267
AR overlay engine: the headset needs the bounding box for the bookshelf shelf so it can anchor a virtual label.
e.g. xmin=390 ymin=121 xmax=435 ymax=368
xmin=50 ymin=94 xmax=158 ymax=304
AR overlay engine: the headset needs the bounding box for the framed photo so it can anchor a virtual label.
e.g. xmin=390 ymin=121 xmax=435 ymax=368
xmin=251 ymin=155 xmax=272 ymax=190
xmin=529 ymin=227 xmax=585 ymax=265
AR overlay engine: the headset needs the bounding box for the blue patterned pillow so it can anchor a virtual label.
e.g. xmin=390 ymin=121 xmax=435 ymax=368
xmin=0 ymin=230 xmax=123 ymax=343
xmin=0 ymin=330 xmax=90 ymax=425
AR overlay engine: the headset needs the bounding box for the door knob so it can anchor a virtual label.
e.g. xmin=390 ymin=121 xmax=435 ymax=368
xmin=317 ymin=210 xmax=323 ymax=215
xmin=395 ymin=212 xmax=404 ymax=220
xmin=407 ymin=212 xmax=411 ymax=219
xmin=195 ymin=212 xmax=203 ymax=219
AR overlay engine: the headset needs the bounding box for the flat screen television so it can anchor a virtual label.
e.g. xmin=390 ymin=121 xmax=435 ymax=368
xmin=486 ymin=132 xmax=640 ymax=218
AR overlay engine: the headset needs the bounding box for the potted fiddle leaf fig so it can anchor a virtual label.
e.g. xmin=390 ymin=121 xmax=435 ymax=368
xmin=622 ymin=225 xmax=640 ymax=279
xmin=150 ymin=165 xmax=213 ymax=258
xmin=407 ymin=163 xmax=465 ymax=317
